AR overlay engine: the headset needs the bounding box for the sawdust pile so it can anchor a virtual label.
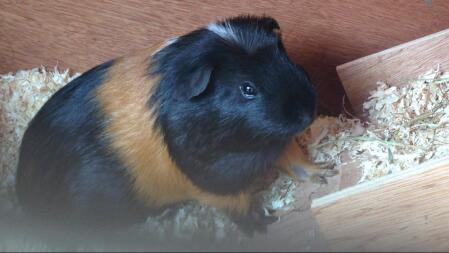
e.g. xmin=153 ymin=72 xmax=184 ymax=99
xmin=2 ymin=65 xmax=448 ymax=244
xmin=0 ymin=67 xmax=80 ymax=214
xmin=302 ymin=68 xmax=449 ymax=183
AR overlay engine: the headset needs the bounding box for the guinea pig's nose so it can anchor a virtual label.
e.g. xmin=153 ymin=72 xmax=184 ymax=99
xmin=300 ymin=98 xmax=316 ymax=126
xmin=301 ymin=112 xmax=314 ymax=127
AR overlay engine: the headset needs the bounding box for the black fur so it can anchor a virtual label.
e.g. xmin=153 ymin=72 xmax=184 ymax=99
xmin=16 ymin=60 xmax=149 ymax=229
xmin=150 ymin=15 xmax=316 ymax=195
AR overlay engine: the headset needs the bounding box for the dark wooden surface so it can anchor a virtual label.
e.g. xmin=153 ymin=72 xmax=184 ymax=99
xmin=1 ymin=0 xmax=449 ymax=114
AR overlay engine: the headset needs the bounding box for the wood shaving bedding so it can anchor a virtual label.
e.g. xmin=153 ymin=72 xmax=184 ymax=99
xmin=0 ymin=67 xmax=80 ymax=215
xmin=1 ymin=66 xmax=448 ymax=246
xmin=303 ymin=68 xmax=449 ymax=183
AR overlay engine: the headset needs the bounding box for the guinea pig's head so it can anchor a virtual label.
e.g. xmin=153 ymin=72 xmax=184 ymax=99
xmin=150 ymin=15 xmax=316 ymax=194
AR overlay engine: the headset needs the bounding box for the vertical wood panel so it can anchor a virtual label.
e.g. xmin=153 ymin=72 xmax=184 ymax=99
xmin=1 ymin=0 xmax=449 ymax=114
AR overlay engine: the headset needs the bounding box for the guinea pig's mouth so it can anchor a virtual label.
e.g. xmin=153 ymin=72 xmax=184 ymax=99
xmin=281 ymin=113 xmax=315 ymax=137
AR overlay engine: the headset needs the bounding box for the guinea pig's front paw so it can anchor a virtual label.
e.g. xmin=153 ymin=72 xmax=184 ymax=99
xmin=312 ymin=172 xmax=340 ymax=186
xmin=315 ymin=160 xmax=335 ymax=170
xmin=231 ymin=208 xmax=278 ymax=237
xmin=292 ymin=162 xmax=338 ymax=185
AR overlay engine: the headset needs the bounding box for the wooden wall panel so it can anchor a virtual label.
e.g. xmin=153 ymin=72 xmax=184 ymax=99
xmin=1 ymin=0 xmax=449 ymax=114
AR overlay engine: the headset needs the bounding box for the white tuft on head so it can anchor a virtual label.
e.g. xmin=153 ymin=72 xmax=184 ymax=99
xmin=206 ymin=19 xmax=278 ymax=53
xmin=207 ymin=22 xmax=239 ymax=43
xmin=165 ymin=36 xmax=179 ymax=46
xmin=152 ymin=36 xmax=179 ymax=56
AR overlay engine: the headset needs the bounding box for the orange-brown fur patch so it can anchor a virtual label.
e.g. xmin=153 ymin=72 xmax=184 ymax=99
xmin=96 ymin=42 xmax=251 ymax=215
xmin=277 ymin=136 xmax=323 ymax=181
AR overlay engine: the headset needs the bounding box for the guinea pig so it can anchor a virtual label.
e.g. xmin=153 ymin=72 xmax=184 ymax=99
xmin=15 ymin=15 xmax=331 ymax=236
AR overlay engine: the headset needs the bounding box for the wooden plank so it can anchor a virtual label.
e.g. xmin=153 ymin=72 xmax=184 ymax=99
xmin=311 ymin=158 xmax=449 ymax=252
xmin=245 ymin=210 xmax=330 ymax=252
xmin=3 ymin=0 xmax=449 ymax=115
xmin=337 ymin=28 xmax=449 ymax=116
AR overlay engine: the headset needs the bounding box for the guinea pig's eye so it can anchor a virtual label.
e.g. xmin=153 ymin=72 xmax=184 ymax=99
xmin=240 ymin=81 xmax=258 ymax=99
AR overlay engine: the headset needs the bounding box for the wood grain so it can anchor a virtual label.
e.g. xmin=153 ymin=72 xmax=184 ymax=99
xmin=2 ymin=0 xmax=449 ymax=114
xmin=337 ymin=28 xmax=449 ymax=116
xmin=312 ymin=158 xmax=449 ymax=252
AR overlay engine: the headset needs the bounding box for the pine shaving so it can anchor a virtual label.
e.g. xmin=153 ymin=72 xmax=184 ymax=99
xmin=0 ymin=67 xmax=79 ymax=214
xmin=2 ymin=65 xmax=448 ymax=244
xmin=302 ymin=68 xmax=449 ymax=183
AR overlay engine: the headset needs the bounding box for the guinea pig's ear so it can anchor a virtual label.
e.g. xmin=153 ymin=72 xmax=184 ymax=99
xmin=259 ymin=16 xmax=281 ymax=36
xmin=260 ymin=17 xmax=280 ymax=30
xmin=181 ymin=65 xmax=213 ymax=99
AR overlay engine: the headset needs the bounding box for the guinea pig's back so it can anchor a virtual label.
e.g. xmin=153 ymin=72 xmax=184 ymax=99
xmin=15 ymin=59 xmax=147 ymax=227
